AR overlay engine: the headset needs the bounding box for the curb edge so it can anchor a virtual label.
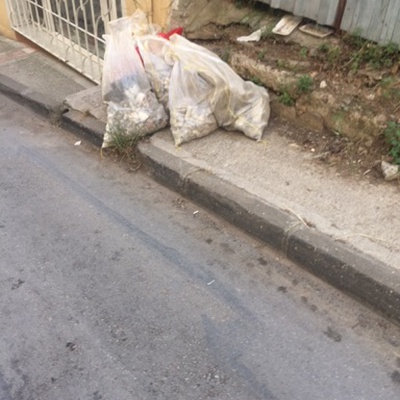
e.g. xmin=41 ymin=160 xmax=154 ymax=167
xmin=138 ymin=140 xmax=400 ymax=325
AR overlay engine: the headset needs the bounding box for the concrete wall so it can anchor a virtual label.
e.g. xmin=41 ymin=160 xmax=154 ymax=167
xmin=168 ymin=0 xmax=250 ymax=33
xmin=0 ymin=0 xmax=16 ymax=38
xmin=124 ymin=0 xmax=172 ymax=28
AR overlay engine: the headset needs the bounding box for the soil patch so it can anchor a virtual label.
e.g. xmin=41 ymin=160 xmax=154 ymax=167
xmin=189 ymin=20 xmax=400 ymax=185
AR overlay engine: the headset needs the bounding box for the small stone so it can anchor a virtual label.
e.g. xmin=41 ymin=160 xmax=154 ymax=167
xmin=320 ymin=80 xmax=327 ymax=89
xmin=381 ymin=161 xmax=400 ymax=181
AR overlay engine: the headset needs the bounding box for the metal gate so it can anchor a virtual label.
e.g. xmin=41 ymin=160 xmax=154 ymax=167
xmin=5 ymin=0 xmax=124 ymax=83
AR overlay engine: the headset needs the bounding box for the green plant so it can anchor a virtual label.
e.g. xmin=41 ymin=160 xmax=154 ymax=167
xmin=278 ymin=88 xmax=295 ymax=106
xmin=249 ymin=75 xmax=263 ymax=86
xmin=104 ymin=130 xmax=142 ymax=169
xmin=316 ymin=44 xmax=341 ymax=65
xmin=109 ymin=132 xmax=140 ymax=150
xmin=378 ymin=77 xmax=400 ymax=103
xmin=317 ymin=43 xmax=330 ymax=53
xmin=257 ymin=49 xmax=267 ymax=61
xmin=344 ymin=28 xmax=365 ymax=49
xmin=261 ymin=23 xmax=275 ymax=39
xmin=276 ymin=59 xmax=288 ymax=69
xmin=328 ymin=46 xmax=341 ymax=64
xmin=299 ymin=47 xmax=308 ymax=59
xmin=384 ymin=121 xmax=400 ymax=165
xmin=343 ymin=30 xmax=400 ymax=70
xmin=296 ymin=75 xmax=313 ymax=94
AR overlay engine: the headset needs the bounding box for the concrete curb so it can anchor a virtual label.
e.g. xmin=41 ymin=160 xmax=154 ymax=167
xmin=0 ymin=73 xmax=53 ymax=117
xmin=138 ymin=140 xmax=400 ymax=325
xmin=61 ymin=109 xmax=105 ymax=148
xmin=2 ymin=73 xmax=400 ymax=325
xmin=0 ymin=74 xmax=105 ymax=147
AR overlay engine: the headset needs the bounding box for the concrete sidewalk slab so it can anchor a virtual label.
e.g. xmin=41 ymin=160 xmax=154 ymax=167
xmin=1 ymin=33 xmax=400 ymax=325
xmin=0 ymin=36 xmax=93 ymax=104
xmin=144 ymin=131 xmax=399 ymax=270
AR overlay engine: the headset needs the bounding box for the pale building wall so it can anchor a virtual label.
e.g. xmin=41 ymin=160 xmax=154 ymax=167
xmin=124 ymin=0 xmax=172 ymax=28
xmin=0 ymin=0 xmax=16 ymax=38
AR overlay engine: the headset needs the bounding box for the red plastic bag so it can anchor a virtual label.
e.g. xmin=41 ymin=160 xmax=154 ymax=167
xmin=158 ymin=27 xmax=183 ymax=40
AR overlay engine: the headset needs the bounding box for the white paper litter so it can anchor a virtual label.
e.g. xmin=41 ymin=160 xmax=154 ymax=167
xmin=237 ymin=29 xmax=262 ymax=42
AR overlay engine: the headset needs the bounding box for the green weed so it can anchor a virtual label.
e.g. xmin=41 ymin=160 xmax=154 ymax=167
xmin=299 ymin=47 xmax=308 ymax=59
xmin=277 ymin=75 xmax=313 ymax=106
xmin=343 ymin=31 xmax=400 ymax=70
xmin=317 ymin=43 xmax=330 ymax=53
xmin=108 ymin=132 xmax=140 ymax=150
xmin=104 ymin=130 xmax=142 ymax=169
xmin=278 ymin=88 xmax=295 ymax=106
xmin=384 ymin=121 xmax=400 ymax=165
xmin=250 ymin=75 xmax=263 ymax=86
xmin=379 ymin=77 xmax=400 ymax=101
xmin=261 ymin=23 xmax=275 ymax=39
xmin=276 ymin=59 xmax=288 ymax=69
xmin=257 ymin=49 xmax=267 ymax=61
xmin=316 ymin=44 xmax=341 ymax=65
xmin=296 ymin=75 xmax=313 ymax=94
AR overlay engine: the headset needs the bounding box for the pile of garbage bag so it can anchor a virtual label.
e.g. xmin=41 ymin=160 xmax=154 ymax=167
xmin=101 ymin=11 xmax=270 ymax=148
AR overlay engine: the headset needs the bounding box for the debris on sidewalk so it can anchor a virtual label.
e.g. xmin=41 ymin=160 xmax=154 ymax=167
xmin=101 ymin=11 xmax=270 ymax=148
xmin=272 ymin=15 xmax=302 ymax=36
xmin=381 ymin=160 xmax=400 ymax=181
xmin=299 ymin=23 xmax=334 ymax=38
xmin=237 ymin=29 xmax=263 ymax=42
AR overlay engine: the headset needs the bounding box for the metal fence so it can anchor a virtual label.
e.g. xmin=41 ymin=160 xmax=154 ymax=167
xmin=265 ymin=0 xmax=340 ymax=26
xmin=5 ymin=0 xmax=123 ymax=83
xmin=260 ymin=0 xmax=400 ymax=45
xmin=340 ymin=0 xmax=400 ymax=45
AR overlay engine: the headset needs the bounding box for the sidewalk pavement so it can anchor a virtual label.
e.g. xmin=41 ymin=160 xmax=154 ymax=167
xmin=1 ymin=35 xmax=400 ymax=324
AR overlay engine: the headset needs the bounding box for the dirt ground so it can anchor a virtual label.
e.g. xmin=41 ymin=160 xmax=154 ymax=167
xmin=189 ymin=21 xmax=400 ymax=185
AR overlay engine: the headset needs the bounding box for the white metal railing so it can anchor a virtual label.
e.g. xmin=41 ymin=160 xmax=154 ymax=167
xmin=5 ymin=0 xmax=123 ymax=83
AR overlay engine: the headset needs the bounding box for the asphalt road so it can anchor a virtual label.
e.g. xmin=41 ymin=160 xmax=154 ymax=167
xmin=1 ymin=93 xmax=400 ymax=400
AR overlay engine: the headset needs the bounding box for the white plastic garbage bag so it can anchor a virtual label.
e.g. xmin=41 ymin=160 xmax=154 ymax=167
xmin=101 ymin=17 xmax=168 ymax=148
xmin=169 ymin=35 xmax=270 ymax=141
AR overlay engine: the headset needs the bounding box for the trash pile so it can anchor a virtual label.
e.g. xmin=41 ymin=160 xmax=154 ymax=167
xmin=101 ymin=11 xmax=270 ymax=148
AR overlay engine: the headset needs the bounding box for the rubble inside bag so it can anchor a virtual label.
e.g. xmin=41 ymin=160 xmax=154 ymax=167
xmin=213 ymin=79 xmax=270 ymax=140
xmin=137 ymin=36 xmax=174 ymax=110
xmin=169 ymin=60 xmax=218 ymax=146
xmin=169 ymin=35 xmax=270 ymax=142
xmin=103 ymin=82 xmax=168 ymax=147
xmin=101 ymin=16 xmax=168 ymax=148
